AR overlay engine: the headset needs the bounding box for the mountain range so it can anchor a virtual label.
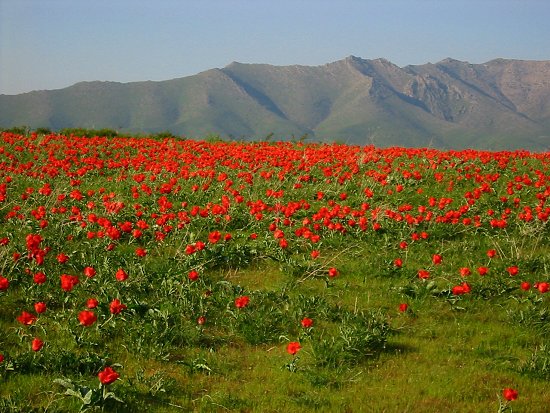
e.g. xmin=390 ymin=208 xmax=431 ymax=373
xmin=2 ymin=56 xmax=550 ymax=150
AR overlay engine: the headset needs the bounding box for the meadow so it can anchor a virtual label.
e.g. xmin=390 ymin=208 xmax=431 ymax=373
xmin=0 ymin=131 xmax=549 ymax=412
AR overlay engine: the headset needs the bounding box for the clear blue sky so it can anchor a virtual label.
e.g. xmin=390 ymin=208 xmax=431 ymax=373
xmin=1 ymin=0 xmax=549 ymax=95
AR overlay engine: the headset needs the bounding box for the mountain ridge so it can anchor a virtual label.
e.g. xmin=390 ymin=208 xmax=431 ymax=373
xmin=1 ymin=56 xmax=550 ymax=150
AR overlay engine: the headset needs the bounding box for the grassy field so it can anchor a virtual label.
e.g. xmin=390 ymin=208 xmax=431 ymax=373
xmin=0 ymin=131 xmax=549 ymax=412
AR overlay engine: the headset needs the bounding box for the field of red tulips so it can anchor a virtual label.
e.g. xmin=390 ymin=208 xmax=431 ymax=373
xmin=1 ymin=131 xmax=549 ymax=412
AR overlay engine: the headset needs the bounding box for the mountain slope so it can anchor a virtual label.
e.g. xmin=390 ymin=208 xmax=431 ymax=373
xmin=1 ymin=57 xmax=549 ymax=150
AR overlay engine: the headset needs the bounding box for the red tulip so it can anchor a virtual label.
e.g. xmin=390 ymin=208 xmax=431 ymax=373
xmin=78 ymin=310 xmax=97 ymax=326
xmin=0 ymin=276 xmax=9 ymax=290
xmin=286 ymin=341 xmax=301 ymax=355
xmin=234 ymin=296 xmax=250 ymax=309
xmin=109 ymin=299 xmax=127 ymax=314
xmin=115 ymin=268 xmax=128 ymax=281
xmin=17 ymin=311 xmax=37 ymax=325
xmin=98 ymin=366 xmax=120 ymax=385
xmin=83 ymin=266 xmax=96 ymax=278
xmin=502 ymin=388 xmax=518 ymax=401
xmin=34 ymin=302 xmax=47 ymax=314
xmin=31 ymin=338 xmax=44 ymax=351
xmin=86 ymin=298 xmax=99 ymax=309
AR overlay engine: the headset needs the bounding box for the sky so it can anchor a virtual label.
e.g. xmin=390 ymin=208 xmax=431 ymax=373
xmin=1 ymin=0 xmax=549 ymax=95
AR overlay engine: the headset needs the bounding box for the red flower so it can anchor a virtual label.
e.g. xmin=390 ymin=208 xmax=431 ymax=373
xmin=115 ymin=268 xmax=128 ymax=281
xmin=536 ymin=282 xmax=549 ymax=293
xmin=328 ymin=267 xmax=339 ymax=278
xmin=60 ymin=274 xmax=79 ymax=292
xmin=234 ymin=295 xmax=250 ymax=309
xmin=417 ymin=269 xmax=430 ymax=279
xmin=507 ymin=266 xmax=519 ymax=276
xmin=520 ymin=282 xmax=531 ymax=291
xmin=208 ymin=231 xmax=221 ymax=244
xmin=432 ymin=254 xmax=442 ymax=265
xmin=34 ymin=302 xmax=47 ymax=314
xmin=17 ymin=311 xmax=37 ymax=325
xmin=0 ymin=276 xmax=9 ymax=290
xmin=502 ymin=388 xmax=518 ymax=401
xmin=0 ymin=354 xmax=4 ymax=363
xmin=31 ymin=338 xmax=44 ymax=351
xmin=477 ymin=266 xmax=489 ymax=276
xmin=56 ymin=253 xmax=69 ymax=264
xmin=286 ymin=341 xmax=301 ymax=355
xmin=301 ymin=317 xmax=314 ymax=328
xmin=188 ymin=270 xmax=199 ymax=281
xmin=459 ymin=267 xmax=471 ymax=277
xmin=452 ymin=282 xmax=471 ymax=295
xmin=86 ymin=298 xmax=99 ymax=309
xmin=197 ymin=316 xmax=206 ymax=325
xmin=109 ymin=299 xmax=127 ymax=314
xmin=78 ymin=310 xmax=97 ymax=326
xmin=310 ymin=250 xmax=320 ymax=259
xmin=398 ymin=303 xmax=409 ymax=312
xmin=135 ymin=247 xmax=147 ymax=257
xmin=393 ymin=258 xmax=403 ymax=268
xmin=98 ymin=366 xmax=120 ymax=385
xmin=487 ymin=249 xmax=497 ymax=258
xmin=33 ymin=272 xmax=47 ymax=284
xmin=83 ymin=266 xmax=96 ymax=278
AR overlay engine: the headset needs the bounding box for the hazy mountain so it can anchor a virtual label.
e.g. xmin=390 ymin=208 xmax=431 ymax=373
xmin=1 ymin=56 xmax=550 ymax=150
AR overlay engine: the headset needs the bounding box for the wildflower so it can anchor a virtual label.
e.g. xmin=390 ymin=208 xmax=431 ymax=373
xmin=31 ymin=338 xmax=44 ymax=351
xmin=536 ymin=282 xmax=549 ymax=293
xmin=86 ymin=298 xmax=99 ymax=309
xmin=78 ymin=310 xmax=97 ymax=326
xmin=286 ymin=341 xmax=301 ymax=355
xmin=115 ymin=268 xmax=128 ymax=281
xmin=109 ymin=299 xmax=127 ymax=314
xmin=477 ymin=266 xmax=489 ymax=276
xmin=502 ymin=388 xmax=518 ymax=401
xmin=98 ymin=366 xmax=120 ymax=385
xmin=0 ymin=276 xmax=9 ymax=290
xmin=418 ymin=269 xmax=430 ymax=279
xmin=33 ymin=272 xmax=47 ymax=284
xmin=34 ymin=302 xmax=47 ymax=314
xmin=507 ymin=266 xmax=519 ymax=276
xmin=60 ymin=274 xmax=79 ymax=292
xmin=234 ymin=296 xmax=250 ymax=309
xmin=17 ymin=311 xmax=37 ymax=325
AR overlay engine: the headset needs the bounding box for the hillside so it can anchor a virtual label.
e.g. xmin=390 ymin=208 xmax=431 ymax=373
xmin=1 ymin=56 xmax=550 ymax=150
